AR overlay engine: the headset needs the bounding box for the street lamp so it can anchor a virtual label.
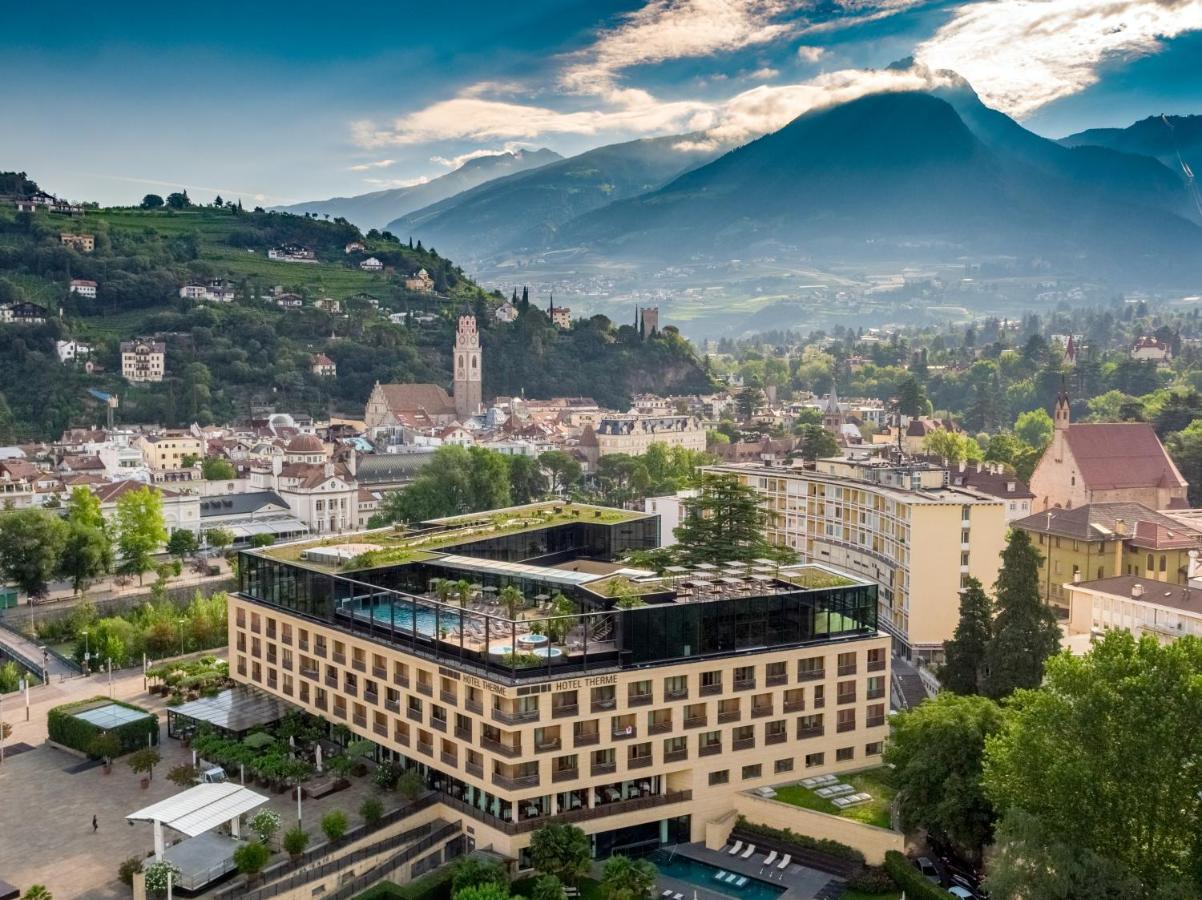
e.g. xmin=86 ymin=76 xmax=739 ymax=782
xmin=178 ymin=619 xmax=185 ymax=655
xmin=81 ymin=630 xmax=89 ymax=674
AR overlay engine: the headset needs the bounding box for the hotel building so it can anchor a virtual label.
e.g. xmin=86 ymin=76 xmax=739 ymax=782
xmin=229 ymin=503 xmax=891 ymax=862
xmin=707 ymin=457 xmax=1009 ymax=661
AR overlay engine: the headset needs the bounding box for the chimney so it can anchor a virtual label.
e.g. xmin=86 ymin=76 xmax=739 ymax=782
xmin=1073 ymin=571 xmax=1081 ymax=583
xmin=1114 ymin=518 xmax=1127 ymax=537
xmin=1131 ymin=583 xmax=1143 ymax=598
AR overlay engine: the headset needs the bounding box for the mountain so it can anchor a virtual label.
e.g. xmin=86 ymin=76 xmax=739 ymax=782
xmin=551 ymin=90 xmax=1202 ymax=280
xmin=385 ymin=134 xmax=721 ymax=262
xmin=1060 ymin=115 xmax=1202 ymax=187
xmin=276 ymin=148 xmax=561 ymax=230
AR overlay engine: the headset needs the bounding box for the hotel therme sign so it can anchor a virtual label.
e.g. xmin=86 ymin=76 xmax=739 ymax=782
xmin=463 ymin=672 xmax=617 ymax=697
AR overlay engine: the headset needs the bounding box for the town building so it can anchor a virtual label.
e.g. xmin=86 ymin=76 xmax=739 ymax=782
xmin=137 ymin=432 xmax=204 ymax=473
xmin=120 ymin=340 xmax=166 ymax=383
xmin=495 ymin=301 xmax=518 ymax=323
xmin=638 ymin=307 xmax=659 ymax=335
xmin=345 ymin=241 xmax=366 ymax=254
xmin=59 ymin=232 xmax=95 ymax=252
xmin=275 ymin=293 xmax=304 ymax=309
xmin=708 ymin=457 xmax=1008 ymax=661
xmin=94 ymin=481 xmax=202 ymax=544
xmin=404 ymin=268 xmax=434 ymax=292
xmin=230 ymin=502 xmax=891 ymax=861
xmin=199 ymin=490 xmax=309 ymax=547
xmin=180 ymin=280 xmax=236 ymax=303
xmin=920 ymin=458 xmax=1034 ymax=521
xmin=549 ymin=304 xmax=572 ymax=329
xmin=55 ymin=340 xmax=93 ymax=363
xmin=0 ymin=301 xmax=50 ymax=324
xmin=365 ymin=383 xmax=459 ymax=430
xmin=1130 ymin=336 xmax=1172 ymax=365
xmin=311 ymin=354 xmax=337 ymax=377
xmin=643 ymin=490 xmax=698 ymax=546
xmin=13 ymin=190 xmax=56 ymax=212
xmin=1028 ymin=389 xmax=1188 ymax=511
xmin=314 ymin=297 xmax=342 ymax=314
xmin=579 ymin=415 xmax=707 ymax=466
xmin=268 ymin=245 xmax=317 ymax=263
xmin=1013 ymin=502 xmax=1202 ymax=614
xmin=360 ymin=257 xmax=384 ymax=272
xmin=1064 ymin=575 xmax=1202 ymax=645
xmin=248 ymin=435 xmax=358 ymax=534
xmin=453 ymin=315 xmax=482 ymax=421
xmin=69 ymin=278 xmax=97 ymax=299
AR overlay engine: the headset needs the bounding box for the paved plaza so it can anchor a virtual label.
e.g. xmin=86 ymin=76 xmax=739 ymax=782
xmin=0 ymin=666 xmax=386 ymax=898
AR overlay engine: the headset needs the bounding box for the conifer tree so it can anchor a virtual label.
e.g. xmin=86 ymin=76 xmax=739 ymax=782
xmin=983 ymin=530 xmax=1061 ymax=698
xmin=520 ymin=286 xmax=529 ymax=311
xmin=942 ymin=577 xmax=992 ymax=695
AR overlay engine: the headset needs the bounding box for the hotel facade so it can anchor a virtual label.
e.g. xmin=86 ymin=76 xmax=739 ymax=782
xmin=707 ymin=459 xmax=1009 ymax=661
xmin=229 ymin=503 xmax=891 ymax=862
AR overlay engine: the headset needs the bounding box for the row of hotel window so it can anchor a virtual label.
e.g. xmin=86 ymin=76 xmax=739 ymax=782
xmin=708 ymin=745 xmax=885 ymax=785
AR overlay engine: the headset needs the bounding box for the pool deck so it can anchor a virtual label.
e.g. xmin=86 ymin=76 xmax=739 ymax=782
xmin=662 ymin=843 xmax=842 ymax=900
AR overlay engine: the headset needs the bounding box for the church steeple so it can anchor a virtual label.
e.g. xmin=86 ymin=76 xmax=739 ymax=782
xmin=453 ymin=315 xmax=482 ymax=421
xmin=1054 ymin=378 xmax=1071 ymax=430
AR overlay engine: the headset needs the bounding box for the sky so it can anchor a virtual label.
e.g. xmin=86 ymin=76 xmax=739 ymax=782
xmin=4 ymin=0 xmax=1202 ymax=207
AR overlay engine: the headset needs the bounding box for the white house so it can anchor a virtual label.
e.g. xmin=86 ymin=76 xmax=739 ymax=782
xmin=56 ymin=340 xmax=93 ymax=363
xmin=268 ymin=245 xmax=317 ymax=263
xmin=495 ymin=301 xmax=518 ymax=323
xmin=360 ymin=257 xmax=384 ymax=272
xmin=69 ymin=278 xmax=97 ymax=299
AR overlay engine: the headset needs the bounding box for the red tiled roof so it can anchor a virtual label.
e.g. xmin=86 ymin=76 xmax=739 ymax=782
xmin=1063 ymin=423 xmax=1187 ymax=491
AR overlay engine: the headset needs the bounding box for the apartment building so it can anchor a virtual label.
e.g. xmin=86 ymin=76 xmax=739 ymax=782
xmin=230 ymin=503 xmax=891 ymax=862
xmin=708 ymin=458 xmax=1008 ymax=661
xmin=579 ymin=415 xmax=707 ymax=467
xmin=120 ymin=340 xmax=166 ymax=383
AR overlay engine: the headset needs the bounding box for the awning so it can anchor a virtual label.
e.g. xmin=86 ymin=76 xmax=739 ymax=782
xmin=127 ymin=783 xmax=269 ymax=837
xmin=167 ymin=687 xmax=288 ymax=734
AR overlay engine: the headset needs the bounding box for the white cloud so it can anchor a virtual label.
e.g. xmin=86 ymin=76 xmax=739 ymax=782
xmin=748 ymin=66 xmax=780 ymax=79
xmin=916 ymin=0 xmax=1202 ymax=118
xmin=363 ymin=176 xmax=430 ymax=188
xmin=348 ymin=159 xmax=396 ymax=171
xmin=430 ymin=143 xmax=534 ymax=169
xmin=796 ymin=45 xmax=826 ymax=62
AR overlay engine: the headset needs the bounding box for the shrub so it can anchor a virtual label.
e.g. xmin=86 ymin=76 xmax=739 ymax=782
xmin=321 ymin=810 xmax=349 ymax=843
xmin=118 ymin=857 xmax=143 ymax=887
xmin=360 ymin=797 xmax=384 ymax=826
xmin=250 ymin=808 xmax=282 ymax=844
xmin=167 ymin=765 xmax=199 ymax=787
xmin=48 ymin=697 xmax=158 ymax=757
xmin=397 ymin=768 xmax=426 ymax=801
xmin=356 ymin=867 xmax=454 ymax=900
xmin=143 ymin=859 xmax=181 ymax=894
xmin=530 ymin=875 xmax=566 ymax=900
xmin=234 ymin=840 xmax=271 ymax=881
xmin=375 ymin=760 xmax=404 ymax=790
xmin=734 ymin=816 xmax=866 ymax=864
xmin=844 ymin=865 xmax=897 ymax=894
xmin=453 ymin=886 xmax=512 ymax=900
xmin=883 ymin=851 xmax=950 ymax=900
xmin=283 ymin=825 xmax=310 ymax=858
xmin=452 ymin=857 xmax=509 ymax=893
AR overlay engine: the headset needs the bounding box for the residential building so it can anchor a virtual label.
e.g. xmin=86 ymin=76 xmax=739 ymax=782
xmin=453 ymin=315 xmax=482 ymax=421
xmin=268 ymin=245 xmax=317 ymax=263
xmin=248 ymin=435 xmax=358 ymax=534
xmin=311 ymin=354 xmax=337 ymax=377
xmin=1013 ymin=502 xmax=1202 ymax=614
xmin=549 ymin=305 xmax=572 ymax=329
xmin=230 ymin=502 xmax=891 ymax=862
xmin=180 ymin=280 xmax=236 ymax=303
xmin=404 ymin=268 xmax=434 ymax=292
xmin=1028 ymin=390 xmax=1188 ymax=511
xmin=643 ymin=490 xmax=698 ymax=546
xmin=137 ymin=432 xmax=204 ymax=472
xmin=69 ymin=278 xmax=97 ymax=299
xmin=55 ymin=340 xmax=93 ymax=363
xmin=1130 ymin=336 xmax=1172 ymax=365
xmin=314 ymin=297 xmax=342 ymax=314
xmin=709 ymin=458 xmax=1009 ymax=660
xmin=120 ymin=340 xmax=166 ymax=383
xmin=1065 ymin=575 xmax=1202 ymax=645
xmin=579 ymin=415 xmax=707 ymax=466
xmin=0 ymin=301 xmax=50 ymax=324
xmin=275 ymin=293 xmax=304 ymax=309
xmin=495 ymin=301 xmax=518 ymax=323
xmin=345 ymin=241 xmax=366 ymax=254
xmin=360 ymin=257 xmax=384 ymax=272
xmin=59 ymin=232 xmax=95 ymax=252
xmin=920 ymin=458 xmax=1034 ymax=521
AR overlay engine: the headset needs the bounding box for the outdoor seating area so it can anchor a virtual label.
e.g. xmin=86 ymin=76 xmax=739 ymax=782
xmin=722 ymin=841 xmax=795 ymax=880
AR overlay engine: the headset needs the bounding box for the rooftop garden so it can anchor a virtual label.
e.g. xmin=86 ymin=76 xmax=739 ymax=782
xmin=772 ymin=768 xmax=896 ymax=830
xmin=779 ymin=568 xmax=860 ymax=590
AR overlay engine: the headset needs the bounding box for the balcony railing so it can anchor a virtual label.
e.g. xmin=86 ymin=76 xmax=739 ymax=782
xmin=492 ymin=772 xmax=539 ymax=791
xmin=591 ymin=697 xmax=617 ymax=713
xmin=783 ymin=699 xmax=805 ymax=713
xmin=797 ymin=726 xmax=823 ymax=739
xmin=352 ymin=659 xmax=367 ymax=673
xmin=454 ymin=726 xmax=472 ymax=742
xmin=751 ymin=706 xmax=773 ymax=719
xmin=332 ymin=651 xmax=346 ymax=665
xmin=732 ymin=679 xmax=756 ymax=692
xmin=837 ymin=720 xmax=856 ymax=733
xmin=553 ymin=767 xmax=579 ymax=783
xmin=353 ymin=714 xmax=367 ymax=728
xmin=439 ymin=788 xmax=693 ymax=836
xmin=417 ymin=682 xmax=434 ymax=697
xmin=732 ymin=737 xmax=755 ymax=751
xmin=493 ymin=707 xmax=539 ymax=726
xmin=628 ymin=756 xmax=653 ymax=769
xmin=394 ymin=673 xmax=410 ymax=689
xmin=717 ymin=710 xmax=740 ymax=724
xmin=407 ymin=708 xmax=423 ymax=723
xmin=417 ymin=741 xmax=433 ymax=757
xmin=866 ymin=715 xmax=886 ymax=728
xmin=765 ymin=672 xmax=788 ymax=686
xmin=373 ymin=665 xmax=388 ymax=679
xmin=465 ymin=698 xmax=483 ymax=715
xmin=552 ymin=704 xmax=579 ymax=719
xmin=324 ymin=675 xmax=338 ymax=688
xmin=837 ymin=693 xmax=857 ymax=706
xmin=797 ymin=668 xmax=824 ymax=682
xmin=385 ymin=699 xmax=401 ymax=713
xmin=611 ymin=727 xmax=637 ymax=741
xmin=765 ymin=731 xmax=787 ymax=745
xmin=481 ymin=737 xmax=522 ymax=759
xmin=698 ymin=744 xmax=722 ymax=757
xmin=441 ymin=691 xmax=458 ymax=706
xmin=699 ymin=682 xmax=723 ymax=696
xmin=430 ymin=718 xmax=447 ymax=733
xmin=535 ymin=738 xmax=563 ymax=753
xmin=574 ymin=732 xmax=600 ymax=747
xmin=664 ymin=748 xmax=688 ymax=763
xmin=364 ymin=690 xmax=379 ymax=706
xmin=648 ymin=721 xmax=672 ymax=735
xmin=867 ymin=659 xmax=887 ymax=672
xmin=837 ymin=665 xmax=857 ymax=677
xmin=627 ymin=693 xmax=653 ymax=707
xmin=441 ymin=752 xmax=458 ymax=768
xmin=591 ymin=761 xmax=617 ymax=776
xmin=373 ymin=722 xmax=388 ymax=737
xmin=683 ymin=716 xmax=707 ymax=730
xmin=466 ymin=761 xmax=483 ymax=778
xmin=663 ymin=688 xmax=689 ymax=702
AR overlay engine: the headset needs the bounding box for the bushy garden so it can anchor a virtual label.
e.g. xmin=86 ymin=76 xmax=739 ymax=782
xmin=47 ymin=696 xmax=158 ymax=758
xmin=147 ymin=655 xmax=230 ymax=704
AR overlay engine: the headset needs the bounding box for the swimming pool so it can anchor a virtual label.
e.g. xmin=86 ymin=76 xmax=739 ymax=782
xmin=646 ymin=850 xmax=785 ymax=900
xmin=341 ymin=598 xmax=461 ymax=637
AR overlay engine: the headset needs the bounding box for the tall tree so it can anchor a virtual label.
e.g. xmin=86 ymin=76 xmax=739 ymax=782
xmin=796 ymin=424 xmax=840 ymax=461
xmin=887 ymin=692 xmax=1004 ymax=863
xmin=942 ymin=577 xmax=992 ymax=695
xmin=58 ymin=522 xmax=112 ymax=594
xmin=674 ymin=473 xmax=795 ymax=565
xmin=65 ymin=486 xmax=105 ymax=530
xmin=0 ymin=509 xmax=68 ymax=598
xmin=115 ymin=486 xmax=168 ymax=584
xmin=896 ymin=375 xmax=929 ymax=417
xmin=507 ymin=454 xmax=544 ymax=505
xmin=984 ymin=632 xmax=1202 ymax=896
xmin=983 ymin=529 xmax=1061 ymax=699
xmin=539 ymin=451 xmax=581 ymax=496
xmin=528 ymin=823 xmax=592 ymax=885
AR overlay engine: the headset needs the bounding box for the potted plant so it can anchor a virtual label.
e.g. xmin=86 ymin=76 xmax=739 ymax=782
xmin=89 ymin=732 xmax=122 ymax=774
xmin=283 ymin=825 xmax=310 ymax=861
xmin=143 ymin=860 xmax=181 ymax=897
xmin=128 ymin=748 xmax=162 ymax=787
xmin=233 ymin=840 xmax=270 ymax=887
xmin=249 ymin=809 xmax=282 ymax=847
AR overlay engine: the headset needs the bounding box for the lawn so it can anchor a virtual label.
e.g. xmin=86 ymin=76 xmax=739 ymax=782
xmin=772 ymin=768 xmax=896 ymax=830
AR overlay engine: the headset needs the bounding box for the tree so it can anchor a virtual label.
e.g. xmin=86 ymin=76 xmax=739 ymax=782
xmin=983 ymin=529 xmax=1061 ymax=699
xmin=528 ymin=823 xmax=592 ymax=884
xmin=896 ymin=376 xmax=929 ymax=417
xmin=165 ymin=190 xmax=190 ymax=209
xmin=1014 ymin=408 xmax=1054 ymax=448
xmin=283 ymin=825 xmax=310 ymax=859
xmin=673 ymin=473 xmax=795 ymax=565
xmin=249 ymin=533 xmax=275 ymax=548
xmin=115 ymin=486 xmax=168 ymax=584
xmin=984 ymin=632 xmax=1202 ymax=896
xmin=166 ymin=529 xmax=198 ymax=561
xmin=795 ymin=424 xmax=840 ymax=461
xmin=233 ymin=840 xmax=270 ymax=882
xmin=1168 ymin=420 xmax=1202 ymax=506
xmin=599 ymin=855 xmax=657 ymax=900
xmin=66 ymin=486 xmax=105 ymax=529
xmin=21 ymin=886 xmax=51 ymax=900
xmin=140 ymin=194 xmax=164 ymax=209
xmin=942 ymin=577 xmax=992 ymax=695
xmin=205 ymin=527 xmax=234 ymax=554
xmin=499 ymin=585 xmax=524 ymax=620
xmin=539 ymin=451 xmax=581 ymax=495
xmin=58 ymin=521 xmax=112 ymax=595
xmin=0 ymin=508 xmax=68 ymax=598
xmin=923 ymin=430 xmax=982 ymax=464
xmin=508 ymin=454 xmax=545 ymax=504
xmin=88 ymin=731 xmax=122 ymax=770
xmin=201 ymin=457 xmax=236 ymax=480
xmin=531 ymin=875 xmax=567 ymax=900
xmin=143 ymin=860 xmax=181 ymax=895
xmin=885 ymin=693 xmax=1004 ymax=862
xmin=453 ymin=886 xmax=513 ymax=900
xmin=321 ymin=810 xmax=348 ymax=842
xmin=452 ymin=856 xmax=509 ymax=893
xmin=128 ymin=748 xmax=161 ymax=781
xmin=249 ymin=808 xmax=282 ymax=844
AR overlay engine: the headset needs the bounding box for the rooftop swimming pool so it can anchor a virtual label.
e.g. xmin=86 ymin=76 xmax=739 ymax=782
xmin=338 ymin=597 xmax=461 ymax=637
xmin=646 ymin=850 xmax=785 ymax=900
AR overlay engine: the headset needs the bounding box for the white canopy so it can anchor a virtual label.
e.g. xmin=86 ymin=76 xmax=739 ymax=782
xmin=127 ymin=783 xmax=269 ymax=837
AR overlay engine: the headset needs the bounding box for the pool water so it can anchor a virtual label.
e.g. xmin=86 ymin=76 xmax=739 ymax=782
xmin=344 ymin=599 xmax=461 ymax=636
xmin=646 ymin=850 xmax=785 ymax=900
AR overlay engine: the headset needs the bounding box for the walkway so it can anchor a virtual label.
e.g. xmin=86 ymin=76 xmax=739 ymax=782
xmin=0 ymin=624 xmax=76 ymax=680
xmin=660 ymin=843 xmax=838 ymax=900
xmin=890 ymin=655 xmax=930 ymax=709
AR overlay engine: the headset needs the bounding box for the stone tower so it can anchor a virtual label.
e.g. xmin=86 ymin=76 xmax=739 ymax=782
xmin=453 ymin=315 xmax=482 ymax=420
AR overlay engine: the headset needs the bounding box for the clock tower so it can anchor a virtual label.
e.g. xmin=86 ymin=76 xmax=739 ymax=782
xmin=453 ymin=315 xmax=482 ymax=420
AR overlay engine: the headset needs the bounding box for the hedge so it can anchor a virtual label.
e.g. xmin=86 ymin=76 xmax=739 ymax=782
xmin=47 ymin=696 xmax=159 ymax=757
xmin=883 ymin=851 xmax=951 ymax=900
xmin=355 ymin=866 xmax=454 ymax=900
xmin=734 ymin=816 xmax=866 ymax=864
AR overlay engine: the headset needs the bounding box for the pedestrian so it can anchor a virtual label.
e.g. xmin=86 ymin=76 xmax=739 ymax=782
xmin=92 ymin=815 xmax=98 ymax=833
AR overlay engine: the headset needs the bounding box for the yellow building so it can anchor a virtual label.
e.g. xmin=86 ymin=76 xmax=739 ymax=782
xmin=708 ymin=458 xmax=1008 ymax=661
xmin=1013 ymin=502 xmax=1202 ymax=615
xmin=1065 ymin=575 xmax=1202 ymax=644
xmin=579 ymin=415 xmax=708 ymax=467
xmin=230 ymin=503 xmax=891 ymax=861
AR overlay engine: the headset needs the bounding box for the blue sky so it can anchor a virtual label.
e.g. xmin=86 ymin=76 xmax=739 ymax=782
xmin=5 ymin=0 xmax=1202 ymax=206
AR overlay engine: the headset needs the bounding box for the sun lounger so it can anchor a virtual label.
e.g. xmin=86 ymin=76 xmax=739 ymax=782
xmin=727 ymin=841 xmax=743 ymax=856
xmin=714 ymin=871 xmax=728 ymax=881
xmin=661 ymin=891 xmax=672 ymax=898
xmin=777 ymin=854 xmax=791 ymax=871
xmin=741 ymin=844 xmax=756 ymax=859
xmin=762 ymin=850 xmax=778 ymax=867
xmin=673 ymin=893 xmax=684 ymax=900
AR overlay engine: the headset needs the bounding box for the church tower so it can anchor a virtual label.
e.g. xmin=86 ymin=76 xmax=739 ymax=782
xmin=453 ymin=315 xmax=482 ymax=421
xmin=822 ymin=381 xmax=845 ymax=437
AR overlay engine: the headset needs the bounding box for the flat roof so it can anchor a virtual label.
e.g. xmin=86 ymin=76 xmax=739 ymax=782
xmin=167 ymin=687 xmax=288 ymax=734
xmin=1070 ymin=575 xmax=1202 ymax=614
xmin=430 ymin=554 xmax=605 ymax=586
xmin=73 ymin=702 xmax=154 ymax=729
xmin=127 ymin=783 xmax=269 ymax=836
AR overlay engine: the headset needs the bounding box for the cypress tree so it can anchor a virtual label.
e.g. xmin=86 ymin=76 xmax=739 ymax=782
xmin=983 ymin=530 xmax=1061 ymax=699
xmin=942 ymin=577 xmax=992 ymax=695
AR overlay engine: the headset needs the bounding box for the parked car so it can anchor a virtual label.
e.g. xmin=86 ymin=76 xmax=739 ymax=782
xmin=199 ymin=765 xmax=227 ymax=784
xmin=914 ymin=857 xmax=941 ymax=884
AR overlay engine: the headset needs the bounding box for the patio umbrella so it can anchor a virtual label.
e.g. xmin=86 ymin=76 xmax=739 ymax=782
xmin=315 ymin=744 xmax=323 ymax=774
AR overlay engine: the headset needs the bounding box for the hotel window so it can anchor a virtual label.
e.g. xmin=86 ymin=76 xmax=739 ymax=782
xmin=837 ymin=708 xmax=856 ymax=732
xmin=708 ymin=770 xmax=730 ymax=786
xmin=741 ymin=764 xmax=762 ymax=780
xmin=865 ymin=742 xmax=884 ymax=756
xmin=836 ymin=747 xmax=854 ymax=762
xmin=774 ymin=758 xmax=794 ymax=774
xmin=663 ymin=675 xmax=688 ymax=700
xmin=805 ymin=752 xmax=825 ymax=768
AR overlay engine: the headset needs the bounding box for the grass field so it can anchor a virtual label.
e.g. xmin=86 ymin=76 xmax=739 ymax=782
xmin=773 ymin=768 xmax=896 ymax=830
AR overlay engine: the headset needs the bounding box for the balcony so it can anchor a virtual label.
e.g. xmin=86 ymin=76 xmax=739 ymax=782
xmin=394 ymin=673 xmax=410 ymax=689
xmin=574 ymin=732 xmax=600 ymax=748
xmin=481 ymin=737 xmax=522 ymax=759
xmin=783 ymin=699 xmax=805 ymax=713
xmin=663 ymin=688 xmax=689 ymax=702
xmin=591 ymin=761 xmax=617 ymax=776
xmin=837 ymin=720 xmax=856 ymax=733
xmin=352 ymin=659 xmax=367 ymax=673
xmin=698 ymin=744 xmax=722 ymax=757
xmin=324 ymin=675 xmax=338 ymax=689
xmin=765 ymin=672 xmax=788 ymax=687
xmin=466 ymin=761 xmax=483 ymax=778
xmin=535 ymin=738 xmax=563 ymax=753
xmin=732 ymin=679 xmax=756 ymax=692
xmin=373 ymin=722 xmax=388 ymax=737
xmin=732 ymin=737 xmax=755 ymax=751
xmin=664 ymin=749 xmax=688 ymax=763
xmin=493 ymin=707 xmax=539 ymax=726
xmin=627 ymin=693 xmax=653 ymax=707
xmin=867 ymin=688 xmax=886 ymax=701
xmin=493 ymin=772 xmax=539 ymax=791
xmin=332 ymin=652 xmax=347 ymax=665
xmin=301 ymin=668 xmax=319 ymax=682
xmin=751 ymin=706 xmax=773 ymax=719
xmin=797 ymin=668 xmax=824 ymax=682
xmin=406 ymin=708 xmax=423 ymax=723
xmin=866 ymin=715 xmax=886 ymax=728
xmin=353 ymin=714 xmax=367 ymax=728
xmin=430 ymin=718 xmax=447 ymax=734
xmin=867 ymin=659 xmax=887 ymax=672
xmin=683 ymin=716 xmax=707 ymax=730
xmin=417 ymin=741 xmax=434 ymax=757
xmin=552 ymin=767 xmax=579 ymax=783
xmin=314 ymin=695 xmax=328 ymax=711
xmin=552 ymin=704 xmax=579 ymax=719
xmin=591 ymin=697 xmax=617 ymax=713
xmin=394 ymin=729 xmax=410 ymax=747
xmin=417 ymin=682 xmax=433 ymax=697
xmin=441 ymin=752 xmax=458 ymax=768
xmin=611 ymin=727 xmax=637 ymax=741
xmin=333 ymin=706 xmax=347 ymax=720
xmin=343 ymin=682 xmax=358 ymax=699
xmin=837 ymin=665 xmax=857 ymax=677
xmin=837 ymin=693 xmax=856 ymax=706
xmin=454 ymin=726 xmax=472 ymax=742
xmin=441 ymin=691 xmax=458 ymax=706
xmin=648 ymin=721 xmax=672 ymax=736
xmin=281 ymin=632 xmax=293 ymax=647
xmin=765 ymin=732 xmax=787 ymax=745
xmin=628 ymin=756 xmax=653 ymax=769
xmin=717 ymin=710 xmax=740 ymax=725
xmin=385 ymin=699 xmax=401 ymax=714
xmin=364 ymin=690 xmax=379 ymax=706
xmin=298 ymin=639 xmax=309 ymax=652
xmin=699 ymin=683 xmax=722 ymax=697
xmin=372 ymin=665 xmax=387 ymax=679
xmin=797 ymin=726 xmax=823 ymax=739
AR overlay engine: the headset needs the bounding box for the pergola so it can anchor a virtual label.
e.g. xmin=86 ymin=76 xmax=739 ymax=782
xmin=127 ymin=782 xmax=269 ymax=860
xmin=167 ymin=686 xmax=288 ymax=739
